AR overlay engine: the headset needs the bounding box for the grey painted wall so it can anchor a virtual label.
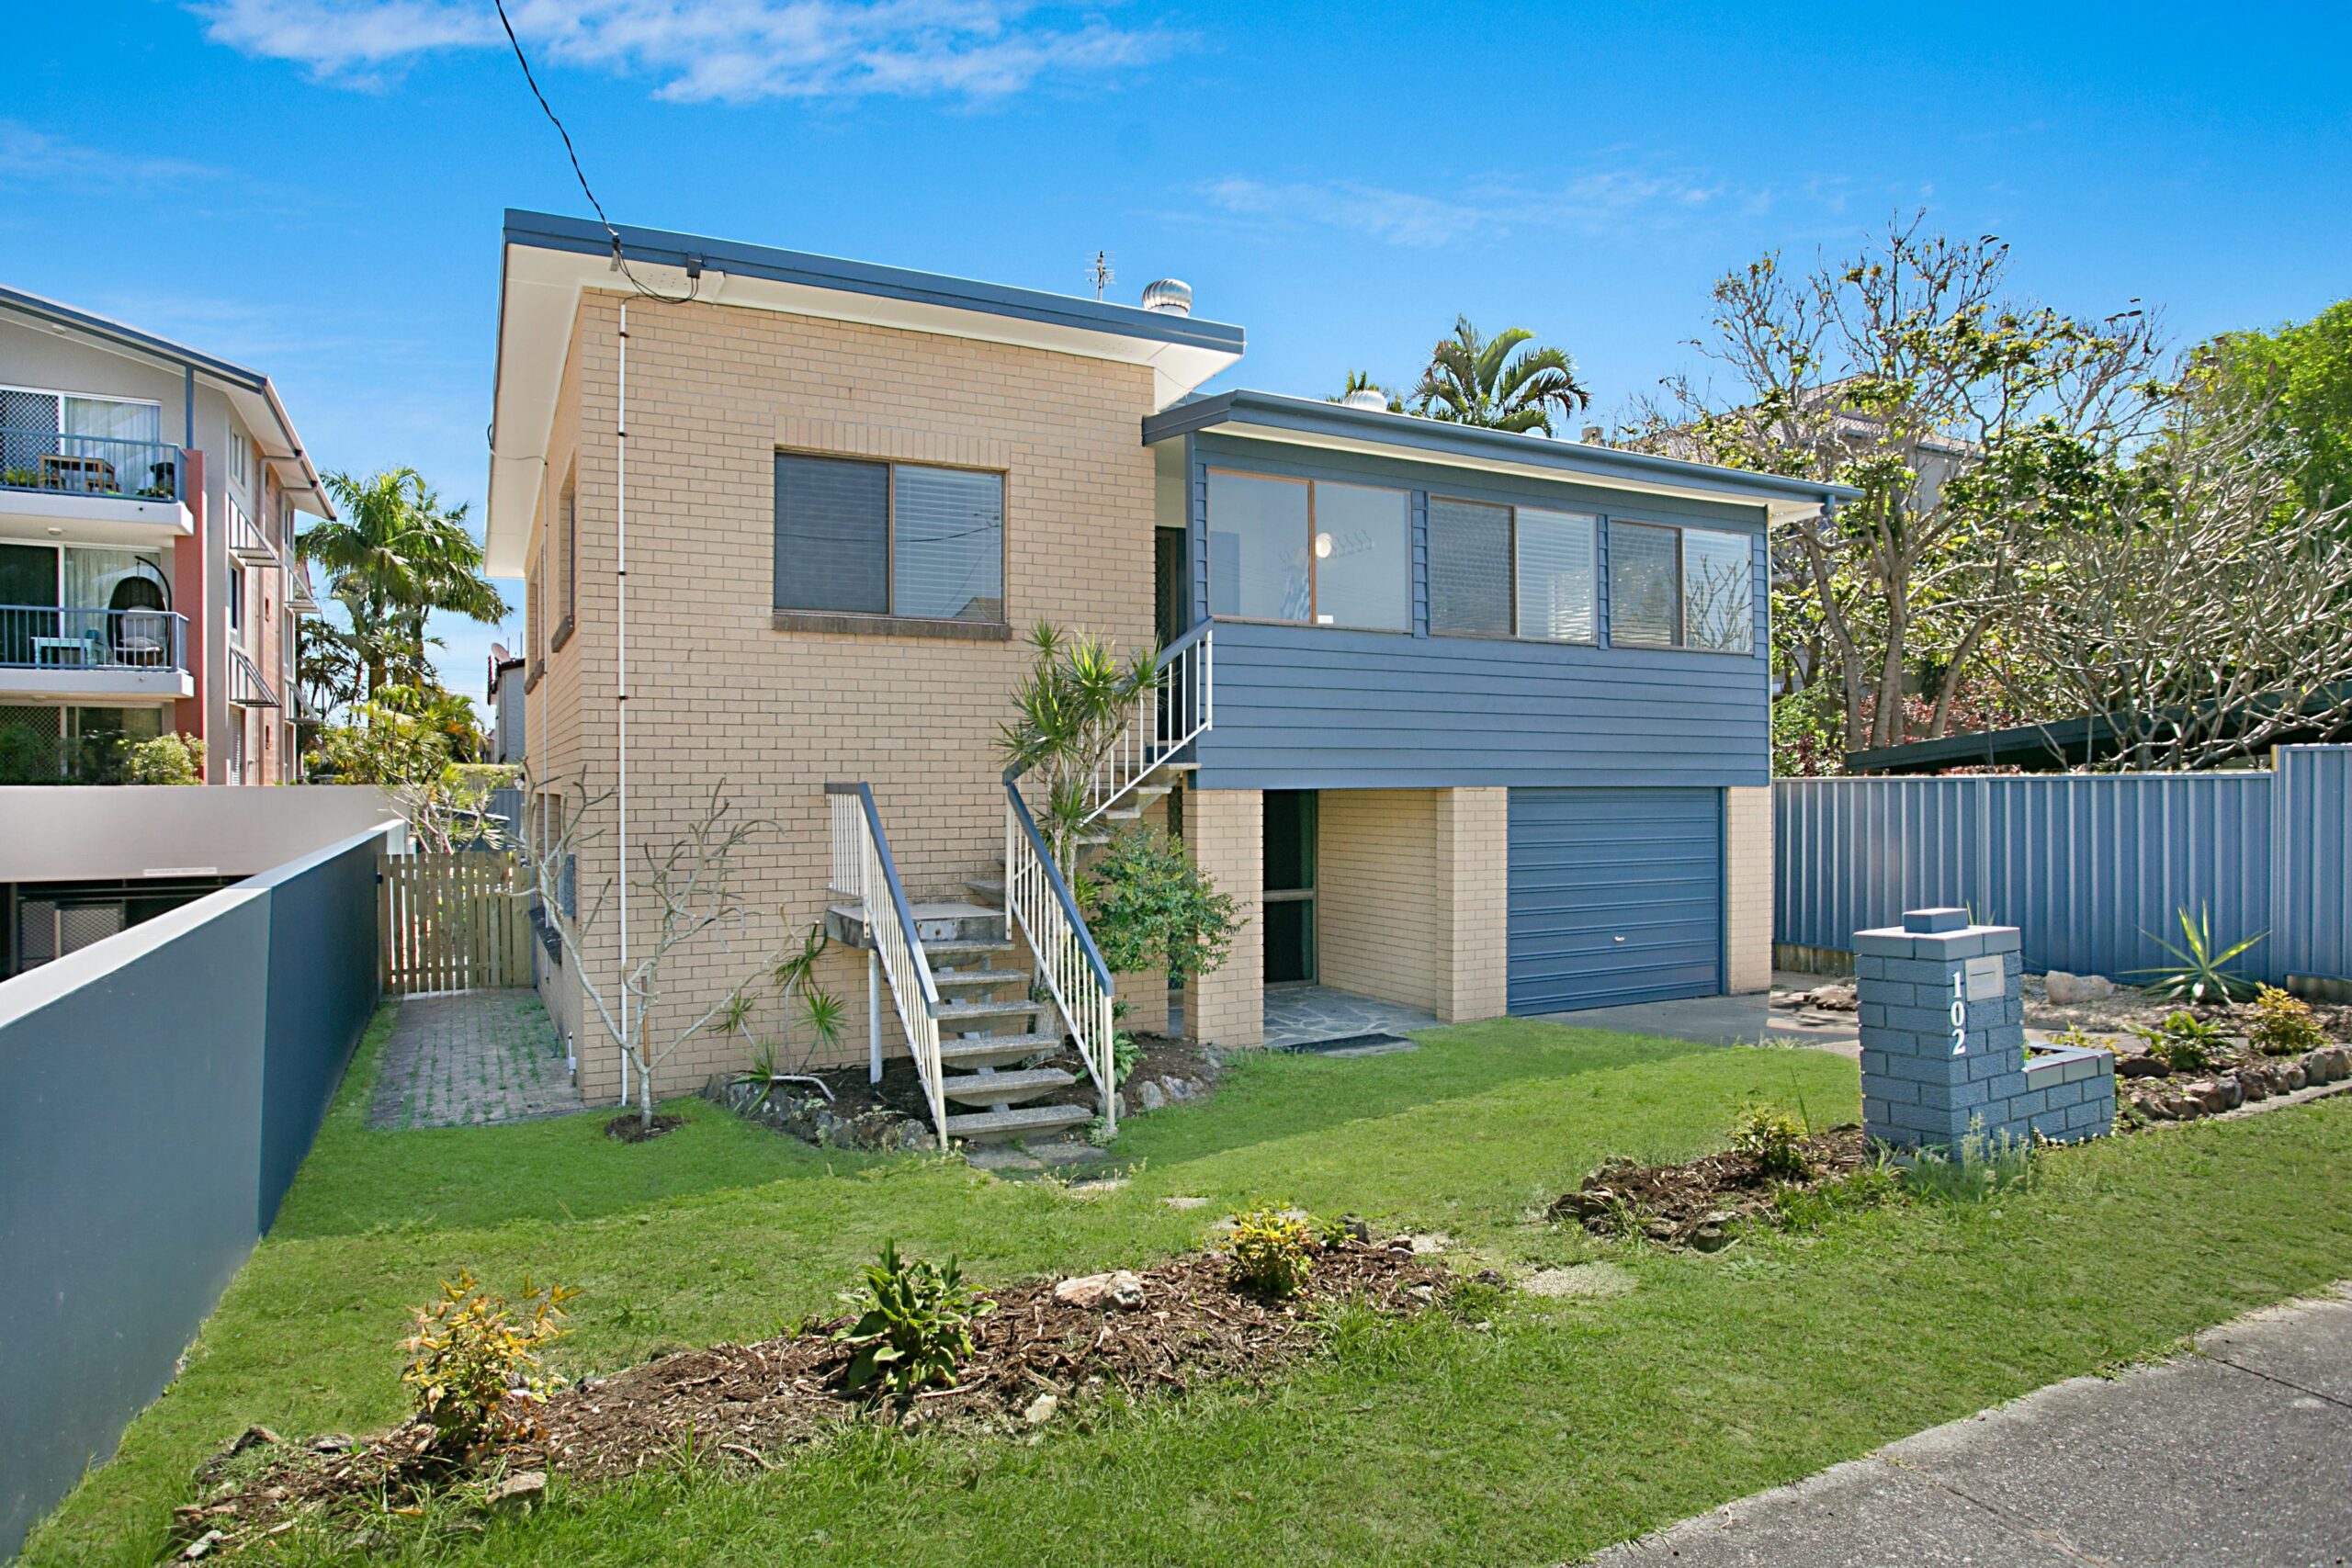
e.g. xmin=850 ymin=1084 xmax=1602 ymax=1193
xmin=1181 ymin=433 xmax=1771 ymax=791
xmin=0 ymin=825 xmax=389 ymax=1558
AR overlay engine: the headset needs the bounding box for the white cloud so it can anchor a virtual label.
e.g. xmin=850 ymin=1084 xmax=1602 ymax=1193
xmin=189 ymin=0 xmax=1180 ymax=101
xmin=1196 ymin=166 xmax=1778 ymax=249
xmin=0 ymin=122 xmax=220 ymax=188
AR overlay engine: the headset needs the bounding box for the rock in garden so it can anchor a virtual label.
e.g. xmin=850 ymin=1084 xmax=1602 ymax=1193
xmin=1023 ymin=1393 xmax=1058 ymax=1426
xmin=2046 ymin=971 xmax=2117 ymax=1004
xmin=1054 ymin=1269 xmax=1147 ymax=1310
xmin=2281 ymin=1063 xmax=2308 ymax=1091
xmin=2187 ymin=1080 xmax=2235 ymax=1113
xmin=227 ymin=1426 xmax=280 ymax=1455
xmin=182 ymin=1530 xmax=229 ymax=1562
xmin=2163 ymin=1094 xmax=2205 ymax=1120
xmin=1136 ymin=1079 xmax=1168 ymax=1112
xmin=1690 ymin=1212 xmax=1737 ymax=1252
xmin=2118 ymin=1054 xmax=2169 ymax=1079
xmin=1162 ymin=1077 xmax=1192 ymax=1101
xmin=2233 ymin=1071 xmax=2269 ymax=1102
xmin=308 ymin=1434 xmax=354 ymax=1453
xmin=488 ymin=1470 xmax=547 ymax=1512
xmin=1341 ymin=1213 xmax=1372 ymax=1242
xmin=2312 ymin=1047 xmax=2352 ymax=1083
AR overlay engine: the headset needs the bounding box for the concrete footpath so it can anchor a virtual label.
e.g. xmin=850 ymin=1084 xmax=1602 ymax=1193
xmin=1586 ymin=1285 xmax=2352 ymax=1567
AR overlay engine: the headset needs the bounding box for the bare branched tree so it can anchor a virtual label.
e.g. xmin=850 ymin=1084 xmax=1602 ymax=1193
xmin=1625 ymin=214 xmax=2170 ymax=751
xmin=1992 ymin=378 xmax=2352 ymax=771
xmin=520 ymin=775 xmax=784 ymax=1129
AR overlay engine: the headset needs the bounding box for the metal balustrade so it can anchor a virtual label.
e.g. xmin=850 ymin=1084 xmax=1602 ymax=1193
xmin=827 ymin=783 xmax=947 ymax=1141
xmin=1084 ymin=622 xmax=1212 ymax=824
xmin=1001 ymin=778 xmax=1119 ymax=1134
xmin=0 ymin=428 xmax=185 ymax=503
xmin=0 ymin=604 xmax=187 ymax=672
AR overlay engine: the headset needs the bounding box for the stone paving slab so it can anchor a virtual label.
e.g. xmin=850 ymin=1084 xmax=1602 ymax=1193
xmin=1585 ymin=1286 xmax=2352 ymax=1567
xmin=1263 ymin=986 xmax=1441 ymax=1049
xmin=368 ymin=990 xmax=581 ymax=1130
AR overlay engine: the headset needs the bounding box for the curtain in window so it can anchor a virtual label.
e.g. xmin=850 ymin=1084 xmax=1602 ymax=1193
xmin=1681 ymin=529 xmax=1755 ymax=653
xmin=1429 ymin=497 xmax=1510 ymax=636
xmin=62 ymin=398 xmax=160 ymax=443
xmin=1206 ymin=472 xmax=1311 ymax=621
xmin=62 ymin=547 xmax=163 ymax=611
xmin=1609 ymin=522 xmax=1680 ymax=648
xmin=1515 ymin=509 xmax=1596 ymax=642
xmin=1310 ymin=481 xmax=1408 ymax=630
xmin=893 ymin=466 xmax=1003 ymax=621
xmin=775 ymin=455 xmax=888 ymax=615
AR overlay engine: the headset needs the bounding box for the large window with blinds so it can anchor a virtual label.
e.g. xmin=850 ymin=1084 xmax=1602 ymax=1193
xmin=1607 ymin=520 xmax=1755 ymax=653
xmin=1429 ymin=497 xmax=1597 ymax=643
xmin=774 ymin=453 xmax=1005 ymax=623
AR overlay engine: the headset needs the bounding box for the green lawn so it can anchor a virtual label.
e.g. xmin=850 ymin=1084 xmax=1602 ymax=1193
xmin=25 ymin=1005 xmax=2352 ymax=1566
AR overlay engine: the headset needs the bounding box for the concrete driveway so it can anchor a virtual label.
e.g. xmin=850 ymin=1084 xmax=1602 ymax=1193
xmin=1537 ymin=974 xmax=1862 ymax=1057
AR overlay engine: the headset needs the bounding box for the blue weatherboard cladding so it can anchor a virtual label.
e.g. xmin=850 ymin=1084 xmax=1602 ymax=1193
xmin=1507 ymin=787 xmax=1724 ymax=1011
xmin=1180 ymin=432 xmax=1773 ymax=792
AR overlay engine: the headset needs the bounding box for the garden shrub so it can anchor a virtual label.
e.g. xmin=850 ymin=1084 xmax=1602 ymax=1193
xmin=834 ymin=1241 xmax=992 ymax=1399
xmin=1079 ymin=825 xmax=1240 ymax=988
xmin=401 ymin=1271 xmax=577 ymax=1454
xmin=1729 ymin=1102 xmax=1811 ymax=1179
xmin=2133 ymin=1010 xmax=2224 ymax=1072
xmin=2248 ymin=985 xmax=2325 ymax=1055
xmin=1224 ymin=1207 xmax=1315 ymax=1299
xmin=121 ymin=731 xmax=205 ymax=785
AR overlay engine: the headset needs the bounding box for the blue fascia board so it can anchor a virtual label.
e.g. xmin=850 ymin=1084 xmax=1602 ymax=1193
xmin=1144 ymin=389 xmax=1863 ymax=509
xmin=503 ymin=209 xmax=1247 ymax=355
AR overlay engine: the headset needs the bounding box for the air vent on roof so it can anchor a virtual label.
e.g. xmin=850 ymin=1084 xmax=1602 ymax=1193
xmin=1343 ymin=389 xmax=1388 ymax=412
xmin=1140 ymin=278 xmax=1193 ymax=316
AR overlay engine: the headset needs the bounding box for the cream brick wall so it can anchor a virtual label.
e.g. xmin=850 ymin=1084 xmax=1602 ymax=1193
xmin=1317 ymin=787 xmax=1508 ymax=1022
xmin=529 ymin=290 xmax=1160 ymax=1100
xmin=1438 ymin=787 xmax=1510 ymax=1021
xmin=1725 ymin=784 xmax=1773 ymax=994
xmin=1185 ymin=786 xmax=1262 ymax=1048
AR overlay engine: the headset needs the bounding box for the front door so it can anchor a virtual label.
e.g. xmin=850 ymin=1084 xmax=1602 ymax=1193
xmin=1263 ymin=789 xmax=1317 ymax=985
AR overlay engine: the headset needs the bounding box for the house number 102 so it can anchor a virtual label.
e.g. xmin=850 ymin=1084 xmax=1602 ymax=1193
xmin=1950 ymin=972 xmax=1968 ymax=1056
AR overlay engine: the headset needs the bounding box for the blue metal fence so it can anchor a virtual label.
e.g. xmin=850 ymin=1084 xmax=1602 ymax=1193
xmin=1776 ymin=746 xmax=2352 ymax=987
xmin=0 ymin=823 xmax=392 ymax=1558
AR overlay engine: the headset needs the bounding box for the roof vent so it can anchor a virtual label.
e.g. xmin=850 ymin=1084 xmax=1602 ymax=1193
xmin=1342 ymin=389 xmax=1388 ymax=412
xmin=1140 ymin=278 xmax=1193 ymax=316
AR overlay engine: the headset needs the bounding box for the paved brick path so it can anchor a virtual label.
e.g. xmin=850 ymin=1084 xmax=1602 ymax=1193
xmin=368 ymin=990 xmax=582 ymax=1130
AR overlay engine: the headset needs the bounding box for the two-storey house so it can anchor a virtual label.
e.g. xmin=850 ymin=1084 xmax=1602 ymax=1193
xmin=485 ymin=211 xmax=1856 ymax=1145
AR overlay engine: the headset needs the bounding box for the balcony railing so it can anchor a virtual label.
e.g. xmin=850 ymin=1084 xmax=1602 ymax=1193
xmin=227 ymin=497 xmax=284 ymax=568
xmin=0 ymin=428 xmax=186 ymax=504
xmin=229 ymin=645 xmax=281 ymax=708
xmin=0 ymin=604 xmax=188 ymax=673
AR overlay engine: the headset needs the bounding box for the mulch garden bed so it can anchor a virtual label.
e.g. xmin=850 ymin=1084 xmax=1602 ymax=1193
xmin=168 ymin=1236 xmax=1452 ymax=1556
xmin=1548 ymin=1125 xmax=1870 ymax=1251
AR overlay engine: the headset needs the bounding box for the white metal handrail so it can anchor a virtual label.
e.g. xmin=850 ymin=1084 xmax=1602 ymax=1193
xmin=827 ymin=784 xmax=946 ymax=1142
xmin=1083 ymin=623 xmax=1212 ymax=824
xmin=1003 ymin=780 xmax=1117 ymax=1134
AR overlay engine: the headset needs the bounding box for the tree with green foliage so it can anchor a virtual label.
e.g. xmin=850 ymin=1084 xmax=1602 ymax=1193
xmin=297 ymin=468 xmax=507 ymax=706
xmin=1629 ymin=216 xmax=2169 ymax=756
xmin=1078 ymin=824 xmax=1240 ymax=986
xmin=2205 ymin=299 xmax=2352 ymax=514
xmin=1411 ymin=317 xmax=1591 ymax=434
xmin=996 ymin=620 xmax=1156 ymax=871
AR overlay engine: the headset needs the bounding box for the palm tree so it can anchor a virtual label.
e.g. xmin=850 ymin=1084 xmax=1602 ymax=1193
xmin=298 ymin=468 xmax=507 ymax=703
xmin=1410 ymin=316 xmax=1591 ymax=435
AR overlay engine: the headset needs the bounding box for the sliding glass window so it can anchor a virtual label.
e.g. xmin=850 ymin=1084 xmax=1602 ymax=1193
xmin=774 ymin=454 xmax=1003 ymax=622
xmin=1606 ymin=520 xmax=1755 ymax=653
xmin=1206 ymin=472 xmax=1407 ymax=630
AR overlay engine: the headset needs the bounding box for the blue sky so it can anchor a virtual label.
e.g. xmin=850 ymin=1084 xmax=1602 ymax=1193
xmin=6 ymin=2 xmax=2347 ymax=706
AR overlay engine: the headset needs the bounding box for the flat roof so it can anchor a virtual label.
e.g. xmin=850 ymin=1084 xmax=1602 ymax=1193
xmin=486 ymin=211 xmax=1246 ymax=573
xmin=0 ymin=283 xmax=333 ymax=518
xmin=1145 ymin=389 xmax=1864 ymax=522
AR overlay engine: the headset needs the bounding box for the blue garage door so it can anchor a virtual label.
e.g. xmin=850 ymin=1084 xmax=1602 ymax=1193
xmin=1508 ymin=787 xmax=1723 ymax=1012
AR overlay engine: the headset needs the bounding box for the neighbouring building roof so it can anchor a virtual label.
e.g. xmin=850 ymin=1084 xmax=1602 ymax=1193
xmin=1146 ymin=389 xmax=1864 ymax=522
xmin=485 ymin=210 xmax=1247 ymax=575
xmin=1845 ymin=684 xmax=2352 ymax=773
xmin=0 ymin=281 xmax=334 ymax=519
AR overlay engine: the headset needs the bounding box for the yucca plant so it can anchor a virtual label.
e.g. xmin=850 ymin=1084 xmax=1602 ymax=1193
xmin=997 ymin=620 xmax=1157 ymax=872
xmin=2126 ymin=903 xmax=2266 ymax=1003
xmin=729 ymin=920 xmax=845 ymax=1105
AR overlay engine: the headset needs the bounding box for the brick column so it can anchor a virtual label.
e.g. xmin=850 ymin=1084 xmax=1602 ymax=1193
xmin=1857 ymin=908 xmax=2026 ymax=1149
xmin=1436 ymin=787 xmax=1508 ymax=1021
xmin=1185 ymin=786 xmax=1261 ymax=1048
xmin=1724 ymin=785 xmax=1773 ymax=994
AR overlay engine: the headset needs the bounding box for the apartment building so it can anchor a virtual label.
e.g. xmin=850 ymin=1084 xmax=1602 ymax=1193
xmin=0 ymin=285 xmax=328 ymax=788
xmin=484 ymin=211 xmax=1856 ymax=1143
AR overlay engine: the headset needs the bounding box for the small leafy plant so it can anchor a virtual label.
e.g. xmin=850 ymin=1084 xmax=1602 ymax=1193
xmin=2247 ymin=985 xmax=2325 ymax=1056
xmin=2127 ymin=903 xmax=2265 ymax=1003
xmin=1224 ymin=1207 xmax=1315 ymax=1299
xmin=1079 ymin=825 xmax=1241 ymax=987
xmin=729 ymin=921 xmax=846 ymax=1105
xmin=1900 ymin=1122 xmax=2034 ymax=1203
xmin=400 ymin=1271 xmax=578 ymax=1455
xmin=833 ymin=1241 xmax=992 ymax=1399
xmin=1729 ymin=1103 xmax=1812 ymax=1179
xmin=2133 ymin=1010 xmax=2225 ymax=1073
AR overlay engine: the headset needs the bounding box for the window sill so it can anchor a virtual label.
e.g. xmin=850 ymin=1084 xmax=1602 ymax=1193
xmin=770 ymin=611 xmax=1012 ymax=641
xmin=524 ymin=661 xmax=544 ymax=694
xmin=1207 ymin=615 xmax=1413 ymax=636
xmin=549 ymin=617 xmax=575 ymax=654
